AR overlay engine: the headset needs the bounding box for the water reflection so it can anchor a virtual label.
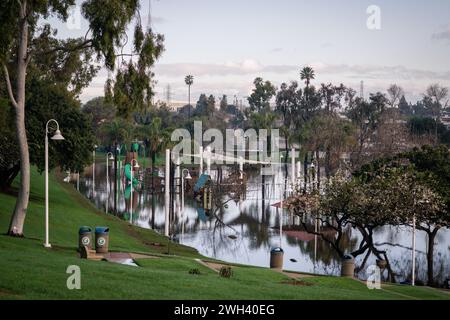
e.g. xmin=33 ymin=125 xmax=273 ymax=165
xmin=77 ymin=163 xmax=450 ymax=285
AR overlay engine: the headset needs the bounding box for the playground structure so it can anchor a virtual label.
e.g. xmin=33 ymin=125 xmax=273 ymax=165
xmin=104 ymin=142 xmax=325 ymax=251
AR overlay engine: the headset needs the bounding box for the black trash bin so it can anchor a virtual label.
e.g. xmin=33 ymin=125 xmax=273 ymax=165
xmin=78 ymin=226 xmax=93 ymax=251
xmin=95 ymin=227 xmax=110 ymax=253
xmin=270 ymin=247 xmax=284 ymax=270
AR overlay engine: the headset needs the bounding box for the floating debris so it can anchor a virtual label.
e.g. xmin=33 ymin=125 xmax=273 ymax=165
xmin=290 ymin=258 xmax=298 ymax=263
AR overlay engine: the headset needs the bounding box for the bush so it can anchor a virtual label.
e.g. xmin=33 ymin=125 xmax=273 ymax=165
xmin=219 ymin=266 xmax=233 ymax=278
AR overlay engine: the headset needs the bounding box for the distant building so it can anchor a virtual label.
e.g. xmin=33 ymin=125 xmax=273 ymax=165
xmin=441 ymin=112 xmax=450 ymax=129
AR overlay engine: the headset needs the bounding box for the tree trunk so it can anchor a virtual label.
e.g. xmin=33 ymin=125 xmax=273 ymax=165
xmin=316 ymin=150 xmax=320 ymax=190
xmin=426 ymin=228 xmax=439 ymax=287
xmin=8 ymin=4 xmax=30 ymax=236
xmin=151 ymin=152 xmax=156 ymax=192
xmin=303 ymin=153 xmax=308 ymax=192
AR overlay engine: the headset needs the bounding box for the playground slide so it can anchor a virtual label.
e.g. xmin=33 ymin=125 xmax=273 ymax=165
xmin=124 ymin=163 xmax=139 ymax=186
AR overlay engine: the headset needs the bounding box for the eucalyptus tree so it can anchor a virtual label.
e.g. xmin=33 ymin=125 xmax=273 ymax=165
xmin=247 ymin=77 xmax=276 ymax=114
xmin=275 ymin=82 xmax=297 ymax=164
xmin=319 ymin=83 xmax=346 ymax=114
xmin=0 ymin=0 xmax=164 ymax=236
xmin=346 ymin=92 xmax=388 ymax=168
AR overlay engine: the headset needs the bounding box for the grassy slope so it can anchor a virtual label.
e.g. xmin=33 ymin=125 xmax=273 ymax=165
xmin=0 ymin=168 xmax=448 ymax=300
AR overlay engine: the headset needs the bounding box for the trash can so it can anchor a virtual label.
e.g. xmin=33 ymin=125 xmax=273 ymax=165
xmin=341 ymin=254 xmax=355 ymax=277
xmin=78 ymin=226 xmax=93 ymax=251
xmin=270 ymin=247 xmax=284 ymax=270
xmin=95 ymin=227 xmax=110 ymax=253
xmin=376 ymin=259 xmax=387 ymax=270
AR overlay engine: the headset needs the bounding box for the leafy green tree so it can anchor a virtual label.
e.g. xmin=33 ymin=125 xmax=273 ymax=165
xmin=220 ymin=94 xmax=227 ymax=111
xmin=299 ymin=113 xmax=356 ymax=178
xmin=82 ymin=97 xmax=116 ymax=132
xmin=0 ymin=76 xmax=95 ymax=188
xmin=0 ymin=0 xmax=164 ymax=236
xmin=356 ymin=145 xmax=450 ymax=285
xmin=247 ymin=77 xmax=276 ymax=113
xmin=135 ymin=117 xmax=170 ymax=191
xmin=26 ymin=79 xmax=96 ymax=174
xmin=0 ymin=98 xmax=19 ymax=190
xmin=408 ymin=116 xmax=450 ymax=145
xmin=207 ymin=94 xmax=216 ymax=117
xmin=289 ymin=165 xmax=445 ymax=283
xmin=398 ymin=95 xmax=411 ymax=116
xmin=276 ymin=81 xmax=298 ymax=128
xmin=194 ymin=94 xmax=208 ymax=116
xmin=346 ymin=92 xmax=388 ymax=167
xmin=100 ymin=118 xmax=133 ymax=148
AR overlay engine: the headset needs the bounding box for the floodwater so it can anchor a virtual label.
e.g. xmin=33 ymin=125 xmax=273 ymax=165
xmin=75 ymin=162 xmax=450 ymax=286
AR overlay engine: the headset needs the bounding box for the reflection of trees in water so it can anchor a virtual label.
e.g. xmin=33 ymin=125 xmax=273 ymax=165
xmin=228 ymin=208 xmax=271 ymax=251
xmin=362 ymin=241 xmax=450 ymax=285
xmin=288 ymin=224 xmax=358 ymax=267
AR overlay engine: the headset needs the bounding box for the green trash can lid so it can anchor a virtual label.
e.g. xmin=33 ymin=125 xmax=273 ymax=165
xmin=271 ymin=247 xmax=284 ymax=253
xmin=79 ymin=226 xmax=92 ymax=234
xmin=95 ymin=227 xmax=109 ymax=233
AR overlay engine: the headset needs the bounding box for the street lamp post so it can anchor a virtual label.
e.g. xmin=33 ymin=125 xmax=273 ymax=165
xmin=412 ymin=214 xmax=416 ymax=286
xmin=106 ymin=152 xmax=114 ymax=213
xmin=181 ymin=168 xmax=192 ymax=214
xmin=92 ymin=145 xmax=97 ymax=197
xmin=44 ymin=119 xmax=65 ymax=248
xmin=130 ymin=159 xmax=140 ymax=223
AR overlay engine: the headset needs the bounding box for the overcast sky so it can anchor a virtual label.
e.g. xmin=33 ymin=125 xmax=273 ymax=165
xmin=51 ymin=0 xmax=450 ymax=104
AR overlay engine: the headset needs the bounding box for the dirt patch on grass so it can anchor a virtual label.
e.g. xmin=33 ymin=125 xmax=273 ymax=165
xmin=200 ymin=260 xmax=235 ymax=273
xmin=0 ymin=288 xmax=21 ymax=298
xmin=129 ymin=253 xmax=160 ymax=259
xmin=282 ymin=271 xmax=317 ymax=279
xmin=281 ymin=279 xmax=313 ymax=286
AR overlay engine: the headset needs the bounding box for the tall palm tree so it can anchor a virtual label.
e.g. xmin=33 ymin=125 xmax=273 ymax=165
xmin=185 ymin=75 xmax=194 ymax=118
xmin=300 ymin=66 xmax=315 ymax=89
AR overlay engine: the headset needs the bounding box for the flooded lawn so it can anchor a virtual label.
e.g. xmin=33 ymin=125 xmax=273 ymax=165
xmin=76 ymin=162 xmax=450 ymax=285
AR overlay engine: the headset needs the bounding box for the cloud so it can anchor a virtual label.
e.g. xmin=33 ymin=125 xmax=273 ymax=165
xmin=315 ymin=63 xmax=450 ymax=81
xmin=431 ymin=25 xmax=450 ymax=41
xmin=141 ymin=15 xmax=167 ymax=26
xmin=155 ymin=60 xmax=450 ymax=82
xmin=320 ymin=42 xmax=333 ymax=48
xmin=80 ymin=60 xmax=450 ymax=104
xmin=270 ymin=47 xmax=283 ymax=53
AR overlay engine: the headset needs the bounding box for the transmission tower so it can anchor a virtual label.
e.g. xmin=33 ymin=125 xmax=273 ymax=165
xmin=360 ymin=80 xmax=364 ymax=100
xmin=165 ymin=84 xmax=172 ymax=106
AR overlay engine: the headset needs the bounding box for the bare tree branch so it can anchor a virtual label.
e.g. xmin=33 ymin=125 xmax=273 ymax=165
xmin=2 ymin=64 xmax=18 ymax=109
xmin=40 ymin=39 xmax=93 ymax=57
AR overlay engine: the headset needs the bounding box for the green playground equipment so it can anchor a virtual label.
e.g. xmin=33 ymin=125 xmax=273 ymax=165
xmin=124 ymin=163 xmax=139 ymax=186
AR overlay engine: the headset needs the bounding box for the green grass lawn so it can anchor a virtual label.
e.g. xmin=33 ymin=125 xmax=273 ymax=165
xmin=0 ymin=168 xmax=448 ymax=300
